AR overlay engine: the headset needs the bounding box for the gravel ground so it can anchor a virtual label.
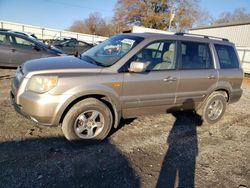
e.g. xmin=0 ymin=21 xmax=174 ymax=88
xmin=0 ymin=68 xmax=249 ymax=188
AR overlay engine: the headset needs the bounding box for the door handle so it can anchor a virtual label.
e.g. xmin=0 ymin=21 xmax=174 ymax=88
xmin=208 ymin=75 xmax=215 ymax=79
xmin=163 ymin=76 xmax=177 ymax=82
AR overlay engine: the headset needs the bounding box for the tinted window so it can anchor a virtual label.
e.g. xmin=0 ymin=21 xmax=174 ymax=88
xmin=132 ymin=41 xmax=177 ymax=71
xmin=181 ymin=42 xmax=213 ymax=69
xmin=215 ymin=44 xmax=239 ymax=69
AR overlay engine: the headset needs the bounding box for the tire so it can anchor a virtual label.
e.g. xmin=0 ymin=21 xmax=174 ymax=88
xmin=199 ymin=91 xmax=227 ymax=124
xmin=62 ymin=98 xmax=113 ymax=142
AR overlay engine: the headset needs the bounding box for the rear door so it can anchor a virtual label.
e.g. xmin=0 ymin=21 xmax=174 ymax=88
xmin=176 ymin=41 xmax=218 ymax=109
xmin=122 ymin=40 xmax=180 ymax=117
xmin=0 ymin=33 xmax=11 ymax=66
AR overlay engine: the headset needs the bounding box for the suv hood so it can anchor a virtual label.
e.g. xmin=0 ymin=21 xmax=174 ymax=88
xmin=22 ymin=56 xmax=101 ymax=75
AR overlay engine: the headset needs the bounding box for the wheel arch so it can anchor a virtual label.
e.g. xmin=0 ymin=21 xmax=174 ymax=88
xmin=214 ymin=89 xmax=229 ymax=102
xmin=58 ymin=92 xmax=121 ymax=129
xmin=196 ymin=86 xmax=231 ymax=112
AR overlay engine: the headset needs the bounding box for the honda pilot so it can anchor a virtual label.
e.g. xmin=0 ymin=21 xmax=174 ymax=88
xmin=11 ymin=33 xmax=243 ymax=142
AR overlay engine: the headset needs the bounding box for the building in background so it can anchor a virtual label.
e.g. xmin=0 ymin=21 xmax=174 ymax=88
xmin=126 ymin=26 xmax=173 ymax=35
xmin=189 ymin=22 xmax=250 ymax=74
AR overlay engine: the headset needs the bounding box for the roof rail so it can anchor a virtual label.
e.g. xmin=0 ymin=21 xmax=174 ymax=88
xmin=175 ymin=32 xmax=229 ymax=41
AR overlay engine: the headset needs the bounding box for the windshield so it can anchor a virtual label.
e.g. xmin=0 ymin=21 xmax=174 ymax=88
xmin=81 ymin=35 xmax=143 ymax=67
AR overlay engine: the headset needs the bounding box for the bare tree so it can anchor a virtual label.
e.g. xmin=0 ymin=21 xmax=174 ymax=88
xmin=214 ymin=8 xmax=250 ymax=24
xmin=69 ymin=12 xmax=116 ymax=37
xmin=193 ymin=9 xmax=214 ymax=27
xmin=69 ymin=20 xmax=86 ymax=33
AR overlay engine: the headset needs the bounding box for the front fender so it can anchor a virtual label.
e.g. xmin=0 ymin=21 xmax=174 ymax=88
xmin=53 ymin=84 xmax=122 ymax=126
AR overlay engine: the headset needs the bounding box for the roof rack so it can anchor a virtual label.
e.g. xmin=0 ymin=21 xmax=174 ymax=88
xmin=175 ymin=32 xmax=229 ymax=41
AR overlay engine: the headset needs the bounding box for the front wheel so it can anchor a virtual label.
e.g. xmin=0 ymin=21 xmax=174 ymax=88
xmin=62 ymin=98 xmax=113 ymax=142
xmin=200 ymin=92 xmax=227 ymax=124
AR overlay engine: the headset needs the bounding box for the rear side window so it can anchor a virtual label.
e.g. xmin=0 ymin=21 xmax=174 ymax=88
xmin=180 ymin=41 xmax=213 ymax=69
xmin=0 ymin=34 xmax=8 ymax=44
xmin=214 ymin=44 xmax=239 ymax=69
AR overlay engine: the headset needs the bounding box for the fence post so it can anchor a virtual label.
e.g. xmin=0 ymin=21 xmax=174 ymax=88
xmin=42 ymin=28 xmax=44 ymax=39
xmin=1 ymin=21 xmax=3 ymax=29
xmin=22 ymin=25 xmax=24 ymax=32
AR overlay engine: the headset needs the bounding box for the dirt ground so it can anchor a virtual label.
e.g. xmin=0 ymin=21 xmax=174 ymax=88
xmin=0 ymin=68 xmax=249 ymax=188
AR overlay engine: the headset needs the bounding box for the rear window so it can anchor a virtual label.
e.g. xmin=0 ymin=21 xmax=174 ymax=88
xmin=214 ymin=44 xmax=239 ymax=69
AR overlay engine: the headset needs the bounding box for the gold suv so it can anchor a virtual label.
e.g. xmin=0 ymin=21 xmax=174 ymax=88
xmin=11 ymin=33 xmax=243 ymax=142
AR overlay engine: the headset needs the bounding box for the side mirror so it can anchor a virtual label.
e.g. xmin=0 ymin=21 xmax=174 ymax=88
xmin=129 ymin=61 xmax=146 ymax=73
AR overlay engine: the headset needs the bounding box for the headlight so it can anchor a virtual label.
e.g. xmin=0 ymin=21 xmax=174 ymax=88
xmin=26 ymin=76 xmax=58 ymax=93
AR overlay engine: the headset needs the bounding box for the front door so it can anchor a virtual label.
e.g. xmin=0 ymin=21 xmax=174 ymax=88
xmin=122 ymin=40 xmax=179 ymax=118
xmin=10 ymin=35 xmax=44 ymax=66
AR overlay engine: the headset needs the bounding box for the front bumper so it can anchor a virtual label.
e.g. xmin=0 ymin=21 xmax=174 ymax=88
xmin=10 ymin=89 xmax=72 ymax=126
xmin=10 ymin=91 xmax=31 ymax=121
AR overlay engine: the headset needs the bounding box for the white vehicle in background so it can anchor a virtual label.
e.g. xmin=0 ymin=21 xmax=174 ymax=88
xmin=237 ymin=47 xmax=250 ymax=74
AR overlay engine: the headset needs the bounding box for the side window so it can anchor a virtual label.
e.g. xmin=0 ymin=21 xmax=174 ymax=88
xmin=12 ymin=36 xmax=35 ymax=48
xmin=66 ymin=41 xmax=76 ymax=47
xmin=215 ymin=44 xmax=239 ymax=69
xmin=132 ymin=41 xmax=177 ymax=71
xmin=180 ymin=41 xmax=213 ymax=69
xmin=0 ymin=34 xmax=9 ymax=44
xmin=78 ymin=42 xmax=88 ymax=47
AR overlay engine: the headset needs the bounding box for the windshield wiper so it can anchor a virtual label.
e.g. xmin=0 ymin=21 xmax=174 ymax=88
xmin=81 ymin=55 xmax=106 ymax=67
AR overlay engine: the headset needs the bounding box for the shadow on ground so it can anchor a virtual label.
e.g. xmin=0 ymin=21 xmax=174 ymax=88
xmin=156 ymin=111 xmax=203 ymax=188
xmin=0 ymin=137 xmax=140 ymax=188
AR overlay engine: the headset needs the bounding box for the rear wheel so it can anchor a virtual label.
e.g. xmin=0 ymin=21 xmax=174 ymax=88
xmin=200 ymin=91 xmax=227 ymax=124
xmin=62 ymin=98 xmax=113 ymax=142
